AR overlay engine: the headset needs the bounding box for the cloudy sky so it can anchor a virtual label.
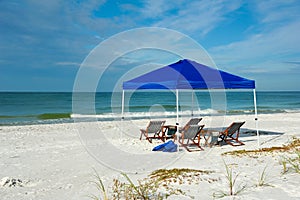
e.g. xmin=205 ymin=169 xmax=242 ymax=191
xmin=1 ymin=0 xmax=300 ymax=91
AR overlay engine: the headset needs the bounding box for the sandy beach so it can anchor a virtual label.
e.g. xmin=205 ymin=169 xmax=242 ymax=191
xmin=0 ymin=112 xmax=300 ymax=199
xmin=2 ymin=0 xmax=300 ymax=199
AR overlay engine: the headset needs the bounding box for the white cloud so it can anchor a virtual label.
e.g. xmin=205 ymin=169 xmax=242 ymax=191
xmin=140 ymin=0 xmax=243 ymax=36
xmin=55 ymin=62 xmax=81 ymax=67
xmin=211 ymin=20 xmax=300 ymax=59
xmin=209 ymin=0 xmax=300 ymax=75
xmin=255 ymin=0 xmax=300 ymax=24
xmin=0 ymin=0 xmax=107 ymax=68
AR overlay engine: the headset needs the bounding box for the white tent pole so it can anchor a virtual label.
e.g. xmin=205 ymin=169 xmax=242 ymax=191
xmin=176 ymin=89 xmax=179 ymax=125
xmin=253 ymin=89 xmax=260 ymax=149
xmin=121 ymin=90 xmax=125 ymax=120
xmin=191 ymin=90 xmax=194 ymax=117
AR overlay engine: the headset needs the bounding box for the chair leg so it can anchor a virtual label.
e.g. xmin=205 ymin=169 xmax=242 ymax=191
xmin=225 ymin=130 xmax=244 ymax=146
xmin=140 ymin=132 xmax=143 ymax=140
xmin=147 ymin=137 xmax=153 ymax=143
xmin=192 ymin=140 xmax=204 ymax=151
xmin=225 ymin=138 xmax=244 ymax=146
xmin=140 ymin=130 xmax=153 ymax=143
xmin=179 ymin=138 xmax=203 ymax=152
xmin=183 ymin=145 xmax=192 ymax=152
xmin=140 ymin=129 xmax=145 ymax=140
xmin=179 ymin=139 xmax=193 ymax=152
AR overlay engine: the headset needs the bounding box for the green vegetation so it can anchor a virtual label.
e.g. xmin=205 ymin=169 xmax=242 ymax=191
xmin=222 ymin=137 xmax=300 ymax=156
xmin=220 ymin=137 xmax=300 ymax=175
xmin=0 ymin=115 xmax=16 ymax=119
xmin=149 ymin=168 xmax=215 ymax=185
xmin=280 ymin=148 xmax=300 ymax=174
xmin=89 ymin=138 xmax=300 ymax=199
xmin=256 ymin=165 xmax=272 ymax=187
xmin=89 ymin=169 xmax=108 ymax=200
xmin=213 ymin=161 xmax=246 ymax=198
xmin=116 ymin=172 xmax=166 ymax=200
xmin=37 ymin=113 xmax=71 ymax=120
xmin=91 ymin=168 xmax=215 ymax=200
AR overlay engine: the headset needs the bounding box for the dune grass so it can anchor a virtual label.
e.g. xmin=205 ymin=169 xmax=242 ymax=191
xmin=91 ymin=168 xmax=215 ymax=200
xmin=256 ymin=165 xmax=273 ymax=187
xmin=212 ymin=160 xmax=246 ymax=198
xmin=280 ymin=148 xmax=300 ymax=174
xmin=149 ymin=168 xmax=215 ymax=185
xmin=89 ymin=169 xmax=108 ymax=200
xmin=221 ymin=137 xmax=300 ymax=175
xmin=90 ymin=138 xmax=300 ymax=199
xmin=222 ymin=137 xmax=300 ymax=157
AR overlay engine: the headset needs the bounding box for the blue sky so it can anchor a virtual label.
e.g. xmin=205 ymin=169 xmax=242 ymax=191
xmin=1 ymin=0 xmax=300 ymax=91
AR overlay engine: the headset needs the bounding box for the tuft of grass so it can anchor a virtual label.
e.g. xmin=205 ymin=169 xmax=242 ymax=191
xmin=213 ymin=161 xmax=246 ymax=198
xmin=89 ymin=169 xmax=108 ymax=200
xmin=256 ymin=165 xmax=272 ymax=187
xmin=280 ymin=148 xmax=300 ymax=174
xmin=121 ymin=172 xmax=163 ymax=199
xmin=281 ymin=159 xmax=288 ymax=174
xmin=112 ymin=178 xmax=125 ymax=200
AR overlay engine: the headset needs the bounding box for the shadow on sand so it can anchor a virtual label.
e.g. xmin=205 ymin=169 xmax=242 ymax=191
xmin=240 ymin=128 xmax=284 ymax=136
xmin=203 ymin=127 xmax=285 ymax=146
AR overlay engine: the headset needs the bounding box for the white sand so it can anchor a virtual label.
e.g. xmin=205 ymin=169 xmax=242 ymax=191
xmin=0 ymin=113 xmax=300 ymax=199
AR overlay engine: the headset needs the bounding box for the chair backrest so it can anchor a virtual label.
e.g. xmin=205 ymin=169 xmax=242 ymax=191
xmin=225 ymin=122 xmax=245 ymax=136
xmin=183 ymin=118 xmax=202 ymax=129
xmin=147 ymin=120 xmax=166 ymax=133
xmin=183 ymin=125 xmax=204 ymax=139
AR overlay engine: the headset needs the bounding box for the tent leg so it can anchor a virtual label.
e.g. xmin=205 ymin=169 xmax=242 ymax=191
xmin=176 ymin=89 xmax=179 ymax=125
xmin=191 ymin=90 xmax=194 ymax=117
xmin=121 ymin=90 xmax=125 ymax=120
xmin=253 ymin=89 xmax=260 ymax=149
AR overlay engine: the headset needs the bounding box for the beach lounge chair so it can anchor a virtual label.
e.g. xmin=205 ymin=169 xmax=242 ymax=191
xmin=179 ymin=118 xmax=203 ymax=133
xmin=218 ymin=121 xmax=245 ymax=146
xmin=179 ymin=125 xmax=205 ymax=152
xmin=140 ymin=120 xmax=166 ymax=143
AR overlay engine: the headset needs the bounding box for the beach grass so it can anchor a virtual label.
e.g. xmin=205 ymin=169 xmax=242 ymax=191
xmin=212 ymin=160 xmax=246 ymax=198
xmin=107 ymin=172 xmax=185 ymax=199
xmin=280 ymin=148 xmax=300 ymax=174
xmin=119 ymin=172 xmax=166 ymax=200
xmin=89 ymin=169 xmax=108 ymax=200
xmin=91 ymin=168 xmax=216 ymax=199
xmin=222 ymin=137 xmax=300 ymax=157
xmin=149 ymin=168 xmax=214 ymax=185
xmin=221 ymin=137 xmax=300 ymax=175
xmin=256 ymin=165 xmax=273 ymax=187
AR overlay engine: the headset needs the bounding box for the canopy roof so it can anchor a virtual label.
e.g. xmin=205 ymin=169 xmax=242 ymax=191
xmin=123 ymin=59 xmax=255 ymax=90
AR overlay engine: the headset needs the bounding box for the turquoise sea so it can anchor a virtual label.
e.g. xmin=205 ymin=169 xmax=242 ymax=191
xmin=0 ymin=91 xmax=300 ymax=125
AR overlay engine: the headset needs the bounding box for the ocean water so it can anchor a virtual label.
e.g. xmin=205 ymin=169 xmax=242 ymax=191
xmin=0 ymin=91 xmax=299 ymax=125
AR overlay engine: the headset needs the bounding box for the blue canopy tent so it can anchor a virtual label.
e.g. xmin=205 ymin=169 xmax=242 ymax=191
xmin=122 ymin=59 xmax=260 ymax=146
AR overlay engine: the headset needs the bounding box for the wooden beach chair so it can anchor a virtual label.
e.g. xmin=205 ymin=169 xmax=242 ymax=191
xmin=218 ymin=121 xmax=245 ymax=146
xmin=140 ymin=120 xmax=166 ymax=143
xmin=179 ymin=125 xmax=205 ymax=152
xmin=179 ymin=118 xmax=203 ymax=133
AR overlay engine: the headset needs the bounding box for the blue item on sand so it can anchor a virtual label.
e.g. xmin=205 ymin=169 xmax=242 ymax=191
xmin=152 ymin=140 xmax=177 ymax=152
